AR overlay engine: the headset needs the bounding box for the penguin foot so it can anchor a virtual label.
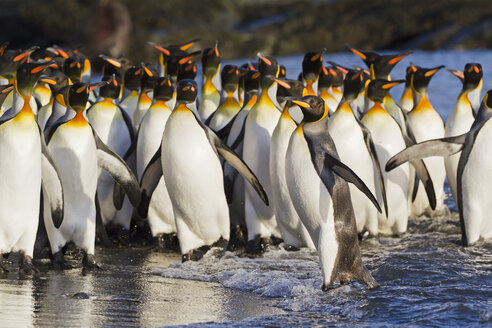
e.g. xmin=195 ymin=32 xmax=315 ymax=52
xmin=283 ymin=244 xmax=300 ymax=252
xmin=0 ymin=259 xmax=8 ymax=274
xmin=358 ymin=231 xmax=371 ymax=241
xmin=181 ymin=246 xmax=210 ymax=263
xmin=227 ymin=225 xmax=247 ymax=251
xmin=270 ymin=236 xmax=283 ymax=246
xmin=53 ymin=251 xmax=72 ymax=270
xmin=19 ymin=252 xmax=39 ymax=275
xmin=153 ymin=233 xmax=180 ymax=253
xmin=245 ymin=235 xmax=269 ymax=257
xmin=82 ymin=253 xmax=102 ymax=270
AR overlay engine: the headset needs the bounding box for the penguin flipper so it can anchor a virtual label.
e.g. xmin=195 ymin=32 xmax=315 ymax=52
xmin=113 ymin=182 xmax=124 ymax=210
xmin=385 ymin=134 xmax=466 ymax=171
xmin=304 ymin=130 xmax=381 ymax=213
xmin=357 ymin=119 xmax=388 ymax=217
xmin=92 ymin=130 xmax=141 ymax=207
xmin=39 ymin=127 xmax=64 ymax=228
xmin=119 ymin=105 xmax=136 ymax=159
xmin=138 ymin=147 xmax=163 ymax=217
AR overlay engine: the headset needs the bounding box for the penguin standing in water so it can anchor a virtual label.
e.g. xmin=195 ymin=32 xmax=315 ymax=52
xmin=199 ymin=42 xmax=221 ymax=122
xmin=0 ymin=61 xmax=64 ymax=274
xmin=445 ymin=64 xmax=482 ymax=202
xmin=86 ymin=74 xmax=134 ymax=241
xmin=327 ymin=70 xmax=387 ymax=237
xmin=407 ymin=64 xmax=446 ymax=216
xmin=43 ymin=82 xmax=140 ymax=269
xmin=139 ymin=79 xmax=268 ymax=261
xmin=270 ymin=78 xmax=315 ymax=249
xmin=136 ymin=77 xmax=177 ymax=250
xmin=285 ymin=95 xmax=380 ymax=289
xmin=242 ymin=54 xmax=283 ymax=253
xmin=386 ymin=90 xmax=492 ymax=246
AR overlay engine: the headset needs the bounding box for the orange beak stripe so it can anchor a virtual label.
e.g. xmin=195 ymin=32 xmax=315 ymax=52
xmin=1 ymin=85 xmax=13 ymax=94
xmin=259 ymin=56 xmax=271 ymax=65
xmin=40 ymin=78 xmax=57 ymax=85
xmin=275 ymin=79 xmax=291 ymax=89
xmin=382 ymin=82 xmax=401 ymax=89
xmin=143 ymin=66 xmax=153 ymax=76
xmin=388 ymin=54 xmax=407 ymax=65
xmin=350 ymin=48 xmax=366 ymax=60
xmin=180 ymin=42 xmax=195 ymax=51
xmin=57 ymin=48 xmax=69 ymax=59
xmin=13 ymin=52 xmax=29 ymax=62
xmin=155 ymin=45 xmax=170 ymax=56
xmin=31 ymin=65 xmax=47 ymax=74
xmin=292 ymin=100 xmax=310 ymax=108
xmin=474 ymin=65 xmax=480 ymax=73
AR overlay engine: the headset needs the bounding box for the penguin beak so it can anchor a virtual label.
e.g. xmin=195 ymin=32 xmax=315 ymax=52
xmin=327 ymin=61 xmax=349 ymax=75
xmin=387 ymin=52 xmax=412 ymax=65
xmin=257 ymin=53 xmax=272 ymax=66
xmin=99 ymin=54 xmax=121 ymax=68
xmin=148 ymin=42 xmax=170 ymax=56
xmin=141 ymin=63 xmax=153 ymax=76
xmin=382 ymin=80 xmax=405 ymax=89
xmin=31 ymin=62 xmax=54 ymax=74
xmin=179 ymin=39 xmax=199 ymax=51
xmin=40 ymin=77 xmax=57 ymax=85
xmin=424 ymin=65 xmax=444 ymax=77
xmin=447 ymin=69 xmax=464 ymax=82
xmin=1 ymin=85 xmax=13 ymax=94
xmin=290 ymin=99 xmax=310 ymax=109
xmin=275 ymin=78 xmax=291 ymax=89
xmin=13 ymin=46 xmax=39 ymax=63
xmin=89 ymin=81 xmax=109 ymax=91
xmin=349 ymin=47 xmax=367 ymax=60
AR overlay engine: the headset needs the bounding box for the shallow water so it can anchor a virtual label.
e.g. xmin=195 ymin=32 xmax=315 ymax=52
xmin=1 ymin=50 xmax=492 ymax=327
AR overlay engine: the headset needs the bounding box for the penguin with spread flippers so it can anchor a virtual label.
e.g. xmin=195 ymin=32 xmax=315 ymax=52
xmin=270 ymin=78 xmax=315 ymax=249
xmin=136 ymin=76 xmax=177 ymax=250
xmin=199 ymin=41 xmax=221 ymax=122
xmin=445 ymin=64 xmax=482 ymax=202
xmin=327 ymin=70 xmax=388 ymax=237
xmin=0 ymin=61 xmax=64 ymax=275
xmin=43 ymin=81 xmax=140 ymax=269
xmin=139 ymin=79 xmax=268 ymax=261
xmin=242 ymin=54 xmax=283 ymax=254
xmin=407 ymin=64 xmax=446 ymax=216
xmin=285 ymin=95 xmax=380 ymax=289
xmin=386 ymin=90 xmax=492 ymax=246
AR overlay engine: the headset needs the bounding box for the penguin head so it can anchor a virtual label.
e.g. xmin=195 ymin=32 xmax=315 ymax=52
xmin=99 ymin=54 xmax=133 ymax=78
xmin=39 ymin=70 xmax=69 ymax=95
xmin=411 ymin=65 xmax=444 ymax=95
xmin=342 ymin=70 xmax=364 ymax=102
xmin=201 ymin=41 xmax=221 ymax=78
xmin=140 ymin=64 xmax=158 ymax=93
xmin=243 ymin=70 xmax=261 ymax=96
xmin=30 ymin=47 xmax=60 ymax=74
xmin=287 ymin=95 xmax=326 ymax=123
xmin=319 ymin=65 xmax=344 ymax=90
xmin=68 ymin=81 xmax=107 ymax=110
xmin=0 ymin=45 xmax=39 ymax=80
xmin=484 ymin=90 xmax=492 ymax=109
xmin=154 ymin=76 xmax=174 ymax=102
xmin=149 ymin=38 xmax=200 ymax=70
xmin=276 ymin=78 xmax=304 ymax=105
xmin=63 ymin=56 xmax=84 ymax=83
xmin=463 ymin=63 xmax=482 ymax=92
xmin=279 ymin=65 xmax=287 ymax=78
xmin=167 ymin=50 xmax=201 ymax=82
xmin=99 ymin=74 xmax=121 ymax=99
xmin=257 ymin=53 xmax=279 ymax=89
xmin=176 ymin=79 xmax=198 ymax=104
xmin=15 ymin=61 xmax=56 ymax=97
xmin=124 ymin=66 xmax=144 ymax=91
xmin=177 ymin=61 xmax=197 ymax=81
xmin=220 ymin=65 xmax=240 ymax=93
xmin=302 ymin=51 xmax=324 ymax=83
xmin=349 ymin=47 xmax=411 ymax=79
xmin=367 ymin=79 xmax=405 ymax=103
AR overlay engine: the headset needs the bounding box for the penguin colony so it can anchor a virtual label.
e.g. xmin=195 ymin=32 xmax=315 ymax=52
xmin=0 ymin=40 xmax=490 ymax=291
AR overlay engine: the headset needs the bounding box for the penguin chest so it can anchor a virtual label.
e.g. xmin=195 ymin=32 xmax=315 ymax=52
xmin=408 ymin=106 xmax=444 ymax=142
xmin=444 ymin=98 xmax=474 ymax=138
xmin=362 ymin=110 xmax=406 ymax=160
xmin=286 ymin=131 xmax=334 ymax=243
xmin=119 ymin=91 xmax=139 ymax=118
xmin=48 ymin=124 xmax=98 ymax=222
xmin=209 ymin=97 xmax=241 ymax=131
xmin=200 ymin=82 xmax=220 ymax=120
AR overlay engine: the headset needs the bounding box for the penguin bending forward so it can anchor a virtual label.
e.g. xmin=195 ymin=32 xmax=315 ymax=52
xmin=386 ymin=90 xmax=492 ymax=246
xmin=285 ymin=95 xmax=380 ymax=289
xmin=139 ymin=79 xmax=269 ymax=262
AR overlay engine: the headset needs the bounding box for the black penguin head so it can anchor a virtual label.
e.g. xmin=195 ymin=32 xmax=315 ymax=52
xmin=276 ymin=78 xmax=304 ymax=104
xmin=350 ymin=47 xmax=411 ymax=79
xmin=243 ymin=70 xmax=261 ymax=96
xmin=15 ymin=61 xmax=55 ymax=97
xmin=257 ymin=53 xmax=279 ymax=89
xmin=39 ymin=70 xmax=69 ymax=95
xmin=177 ymin=61 xmax=197 ymax=81
xmin=140 ymin=65 xmax=158 ymax=92
xmin=99 ymin=54 xmax=133 ymax=78
xmin=302 ymin=51 xmax=324 ymax=83
xmin=0 ymin=45 xmax=39 ymax=80
xmin=63 ymin=56 xmax=85 ymax=83
xmin=366 ymin=79 xmax=404 ymax=103
xmin=463 ymin=63 xmax=482 ymax=92
xmin=123 ymin=66 xmax=144 ymax=91
xmin=342 ymin=70 xmax=364 ymax=102
xmin=288 ymin=95 xmax=326 ymax=123
xmin=149 ymin=38 xmax=200 ymax=74
xmin=202 ymin=41 xmax=221 ymax=78
xmin=411 ymin=64 xmax=444 ymax=94
xmin=99 ymin=74 xmax=121 ymax=99
xmin=67 ymin=82 xmax=95 ymax=111
xmin=176 ymin=79 xmax=198 ymax=104
xmin=279 ymin=65 xmax=287 ymax=78
xmin=167 ymin=50 xmax=201 ymax=81
xmin=220 ymin=65 xmax=240 ymax=93
xmin=154 ymin=76 xmax=174 ymax=101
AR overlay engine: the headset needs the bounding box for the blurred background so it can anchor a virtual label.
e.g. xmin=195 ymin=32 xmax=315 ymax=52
xmin=2 ymin=0 xmax=492 ymax=61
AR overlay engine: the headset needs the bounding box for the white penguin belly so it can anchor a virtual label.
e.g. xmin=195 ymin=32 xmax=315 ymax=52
xmin=270 ymin=116 xmax=314 ymax=248
xmin=162 ymin=109 xmax=229 ymax=254
xmin=46 ymin=124 xmax=98 ymax=253
xmin=461 ymin=121 xmax=492 ymax=244
xmin=0 ymin=117 xmax=41 ymax=256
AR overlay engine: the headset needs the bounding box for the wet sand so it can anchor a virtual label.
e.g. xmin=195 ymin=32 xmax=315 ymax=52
xmin=0 ymin=247 xmax=284 ymax=327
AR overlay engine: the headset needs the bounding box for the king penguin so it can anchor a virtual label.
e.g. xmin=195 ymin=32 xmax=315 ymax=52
xmin=270 ymin=78 xmax=315 ymax=249
xmin=242 ymin=54 xmax=283 ymax=253
xmin=285 ymin=95 xmax=380 ymax=289
xmin=136 ymin=76 xmax=177 ymax=250
xmin=398 ymin=66 xmax=415 ymax=113
xmin=43 ymin=81 xmax=140 ymax=269
xmin=199 ymin=42 xmax=221 ymax=123
xmin=444 ymin=63 xmax=482 ymax=203
xmin=407 ymin=64 xmax=446 ymax=216
xmin=139 ymin=79 xmax=269 ymax=261
xmin=386 ymin=90 xmax=492 ymax=246
xmin=0 ymin=61 xmax=64 ymax=274
xmin=301 ymin=51 xmax=324 ymax=96
xmin=132 ymin=65 xmax=158 ymax=131
xmin=327 ymin=70 xmax=387 ymax=236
